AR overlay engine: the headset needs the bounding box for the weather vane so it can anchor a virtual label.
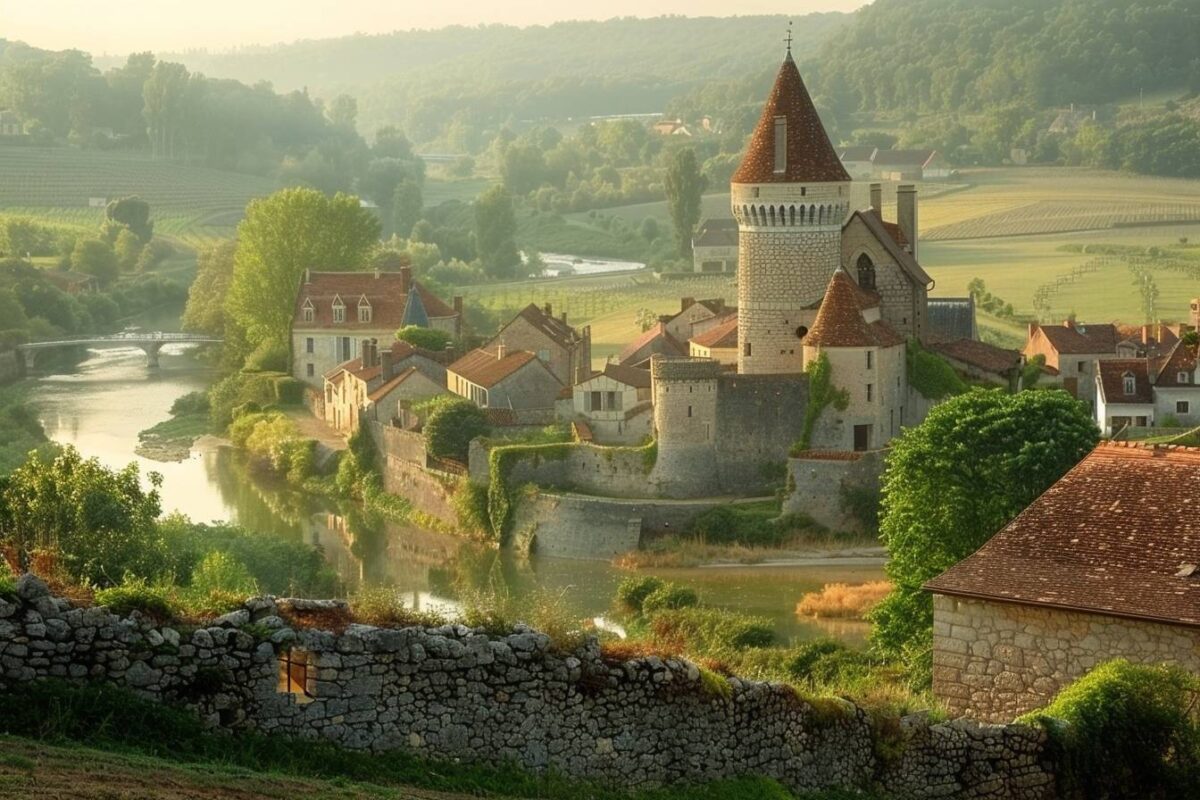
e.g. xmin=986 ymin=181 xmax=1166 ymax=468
xmin=784 ymin=21 xmax=793 ymax=54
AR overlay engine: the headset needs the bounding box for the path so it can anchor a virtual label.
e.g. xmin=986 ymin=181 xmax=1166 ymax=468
xmin=286 ymin=409 xmax=347 ymax=453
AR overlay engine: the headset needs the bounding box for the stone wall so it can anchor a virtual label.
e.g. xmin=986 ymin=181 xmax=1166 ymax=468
xmin=932 ymin=593 xmax=1200 ymax=723
xmin=712 ymin=372 xmax=809 ymax=493
xmin=0 ymin=576 xmax=1057 ymax=799
xmin=468 ymin=440 xmax=656 ymax=499
xmin=784 ymin=450 xmax=886 ymax=533
xmin=378 ymin=457 xmax=459 ymax=528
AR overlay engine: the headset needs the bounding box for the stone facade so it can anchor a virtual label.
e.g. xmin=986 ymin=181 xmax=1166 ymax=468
xmin=932 ymin=594 xmax=1200 ymax=723
xmin=783 ymin=450 xmax=885 ymax=533
xmin=841 ymin=214 xmax=926 ymax=341
xmin=0 ymin=575 xmax=1057 ymax=798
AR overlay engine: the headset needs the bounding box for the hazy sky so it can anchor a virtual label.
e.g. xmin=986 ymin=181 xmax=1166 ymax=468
xmin=7 ymin=1 xmax=866 ymax=55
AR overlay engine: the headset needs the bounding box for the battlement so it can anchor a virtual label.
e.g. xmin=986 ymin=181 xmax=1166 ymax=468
xmin=650 ymin=355 xmax=723 ymax=382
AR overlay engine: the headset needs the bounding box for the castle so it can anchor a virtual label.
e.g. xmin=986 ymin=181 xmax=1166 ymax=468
xmin=650 ymin=47 xmax=944 ymax=495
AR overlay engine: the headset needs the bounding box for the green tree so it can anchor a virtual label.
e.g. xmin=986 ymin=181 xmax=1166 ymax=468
xmin=870 ymin=390 xmax=1098 ymax=676
xmin=225 ymin=188 xmax=380 ymax=365
xmin=395 ymin=325 xmax=452 ymax=351
xmin=142 ymin=61 xmax=190 ymax=160
xmin=391 ymin=179 xmax=423 ymax=239
xmin=473 ymin=185 xmax=520 ymax=279
xmin=0 ymin=446 xmax=164 ymax=586
xmin=70 ymin=238 xmax=119 ymax=286
xmin=423 ymin=399 xmax=488 ymax=462
xmin=327 ymin=94 xmax=358 ymax=129
xmin=182 ymin=240 xmax=236 ymax=337
xmin=664 ymin=148 xmax=707 ymax=258
xmin=104 ymin=197 xmax=154 ymax=242
xmin=113 ymin=229 xmax=143 ymax=272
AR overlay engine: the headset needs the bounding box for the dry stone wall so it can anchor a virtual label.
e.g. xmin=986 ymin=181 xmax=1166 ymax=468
xmin=0 ymin=575 xmax=1058 ymax=798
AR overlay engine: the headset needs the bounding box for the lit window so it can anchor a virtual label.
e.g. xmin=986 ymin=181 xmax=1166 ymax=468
xmin=278 ymin=648 xmax=314 ymax=704
xmin=773 ymin=117 xmax=787 ymax=173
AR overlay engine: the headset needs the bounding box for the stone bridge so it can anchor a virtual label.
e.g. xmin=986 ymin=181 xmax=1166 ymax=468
xmin=16 ymin=332 xmax=222 ymax=368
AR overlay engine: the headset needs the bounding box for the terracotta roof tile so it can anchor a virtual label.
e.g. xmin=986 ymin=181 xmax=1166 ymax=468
xmin=448 ymin=348 xmax=541 ymax=388
xmin=929 ymin=339 xmax=1021 ymax=375
xmin=1034 ymin=322 xmax=1118 ymax=355
xmin=294 ymin=270 xmax=457 ymax=331
xmin=804 ymin=269 xmax=877 ymax=348
xmin=690 ymin=314 xmax=739 ymax=349
xmin=731 ymin=54 xmax=850 ymax=185
xmin=618 ymin=322 xmax=686 ymax=365
xmin=926 ymin=442 xmax=1200 ymax=627
xmin=1096 ymin=359 xmax=1154 ymax=404
xmin=1153 ymin=339 xmax=1199 ymax=387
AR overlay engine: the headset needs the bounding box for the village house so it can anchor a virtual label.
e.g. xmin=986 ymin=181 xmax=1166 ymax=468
xmin=688 ymin=313 xmax=738 ymax=366
xmin=926 ymin=442 xmax=1200 ymax=722
xmin=652 ymin=118 xmax=691 ymax=137
xmin=870 ymin=149 xmax=949 ymax=181
xmin=447 ymin=344 xmax=562 ymax=412
xmin=486 ymin=303 xmax=591 ymax=387
xmin=691 ymin=219 xmax=739 ymax=274
xmin=836 ymin=146 xmax=877 ymax=179
xmin=929 ymin=338 xmax=1023 ymax=388
xmin=322 ymin=339 xmax=447 ymax=434
xmin=1023 ymin=320 xmax=1120 ymax=406
xmin=564 ymin=362 xmax=653 ymax=444
xmin=618 ymin=321 xmax=686 ymax=368
xmin=659 ymin=297 xmax=730 ymax=343
xmin=291 ymin=266 xmax=462 ymax=387
xmin=1093 ymin=337 xmax=1200 ymax=435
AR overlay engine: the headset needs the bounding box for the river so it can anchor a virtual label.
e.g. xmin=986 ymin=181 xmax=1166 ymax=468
xmin=26 ymin=341 xmax=883 ymax=646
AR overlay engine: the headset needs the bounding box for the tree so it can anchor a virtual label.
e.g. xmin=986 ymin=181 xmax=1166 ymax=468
xmin=423 ymin=399 xmax=488 ymax=462
xmin=664 ymin=148 xmax=706 ymax=258
xmin=142 ymin=61 xmax=190 ymax=159
xmin=70 ymin=238 xmax=119 ymax=285
xmin=0 ymin=446 xmax=164 ymax=586
xmin=395 ymin=325 xmax=452 ymax=351
xmin=105 ymin=197 xmax=154 ymax=242
xmin=391 ymin=179 xmax=423 ymax=239
xmin=113 ymin=229 xmax=143 ymax=272
xmin=372 ymin=125 xmax=412 ymax=159
xmin=182 ymin=240 xmax=236 ymax=336
xmin=225 ymin=188 xmax=380 ymax=364
xmin=473 ymin=186 xmax=520 ymax=279
xmin=870 ymin=390 xmax=1098 ymax=675
xmin=327 ymin=94 xmax=358 ymax=129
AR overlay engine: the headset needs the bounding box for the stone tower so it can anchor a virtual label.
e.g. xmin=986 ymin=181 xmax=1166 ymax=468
xmin=648 ymin=355 xmax=721 ymax=497
xmin=732 ymin=49 xmax=851 ymax=375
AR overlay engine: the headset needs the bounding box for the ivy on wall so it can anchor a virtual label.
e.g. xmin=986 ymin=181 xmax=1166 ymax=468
xmin=791 ymin=352 xmax=849 ymax=454
xmin=906 ymin=339 xmax=968 ymax=400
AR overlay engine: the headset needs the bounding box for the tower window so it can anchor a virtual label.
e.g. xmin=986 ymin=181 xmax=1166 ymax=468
xmin=857 ymin=254 xmax=876 ymax=290
xmin=687 ymin=405 xmax=693 ymax=418
xmin=866 ymin=383 xmax=874 ymax=402
xmin=773 ymin=117 xmax=787 ymax=174
xmin=866 ymin=351 xmax=873 ymax=369
xmin=744 ymin=342 xmax=752 ymax=357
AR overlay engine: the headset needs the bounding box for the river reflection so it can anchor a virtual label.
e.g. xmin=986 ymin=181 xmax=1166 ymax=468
xmin=29 ymin=344 xmax=883 ymax=646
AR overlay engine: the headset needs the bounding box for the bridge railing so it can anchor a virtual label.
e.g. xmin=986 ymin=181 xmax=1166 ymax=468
xmin=19 ymin=332 xmax=222 ymax=347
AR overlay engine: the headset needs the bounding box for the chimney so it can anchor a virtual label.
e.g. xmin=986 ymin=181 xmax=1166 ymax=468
xmin=496 ymin=341 xmax=507 ymax=360
xmin=380 ymin=348 xmax=395 ymax=380
xmin=373 ymin=265 xmax=380 ymax=279
xmin=1191 ymin=298 xmax=1200 ymax=330
xmin=543 ymin=303 xmax=552 ymax=317
xmin=304 ymin=268 xmax=311 ymax=284
xmin=896 ymin=184 xmax=918 ymax=259
xmin=360 ymin=338 xmax=374 ymax=367
xmin=561 ymin=311 xmax=568 ymax=325
xmin=1142 ymin=324 xmax=1154 ymax=345
xmin=399 ymin=265 xmax=412 ymax=294
xmin=869 ymin=183 xmax=882 ymax=216
xmin=1027 ymin=322 xmax=1039 ymax=339
xmin=681 ymin=297 xmax=695 ymax=311
xmin=453 ymin=296 xmax=463 ymax=317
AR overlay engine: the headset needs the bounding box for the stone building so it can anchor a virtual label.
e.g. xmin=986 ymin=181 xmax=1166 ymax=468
xmin=691 ymin=219 xmax=739 ymax=273
xmin=1093 ymin=338 xmax=1200 ymax=434
xmin=1022 ymin=320 xmax=1119 ymax=406
xmin=688 ymin=314 xmax=738 ymax=366
xmin=617 ymin=321 xmax=686 ymax=368
xmin=292 ymin=266 xmax=461 ymax=386
xmin=926 ymin=441 xmax=1200 ymax=722
xmin=323 ymin=339 xmax=447 ymax=434
xmin=659 ymin=298 xmax=730 ymax=343
xmin=565 ymin=362 xmax=653 ymax=444
xmin=447 ymin=345 xmax=561 ymax=412
xmin=487 ymin=304 xmax=591 ymax=386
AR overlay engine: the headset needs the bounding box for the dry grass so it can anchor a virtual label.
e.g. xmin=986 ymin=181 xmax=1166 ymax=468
xmin=795 ymin=581 xmax=892 ymax=620
xmin=614 ymin=534 xmax=880 ymax=570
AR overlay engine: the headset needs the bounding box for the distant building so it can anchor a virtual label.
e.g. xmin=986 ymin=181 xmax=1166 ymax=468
xmin=447 ymin=344 xmax=562 ymax=411
xmin=659 ymin=297 xmax=729 ymax=343
xmin=692 ymin=219 xmax=739 ymax=273
xmin=688 ymin=314 xmax=738 ymax=366
xmin=928 ymin=338 xmax=1023 ymax=388
xmin=1023 ymin=320 xmax=1120 ymax=406
xmin=618 ymin=321 xmax=686 ymax=368
xmin=1094 ymin=334 xmax=1200 ymax=436
xmin=291 ymin=266 xmax=461 ymax=387
xmin=870 ymin=149 xmax=949 ymax=181
xmin=652 ymin=118 xmax=691 ymax=137
xmin=837 ymin=146 xmax=877 ymax=179
xmin=566 ymin=362 xmax=653 ymax=444
xmin=486 ymin=303 xmax=591 ymax=386
xmin=322 ymin=339 xmax=448 ymax=434
xmin=927 ymin=441 xmax=1200 ymax=722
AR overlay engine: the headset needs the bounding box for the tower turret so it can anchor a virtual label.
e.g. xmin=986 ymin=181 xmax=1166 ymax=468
xmin=733 ymin=49 xmax=851 ymax=375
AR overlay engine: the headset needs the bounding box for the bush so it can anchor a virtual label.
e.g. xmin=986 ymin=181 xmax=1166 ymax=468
xmin=244 ymin=339 xmax=289 ymax=373
xmin=170 ymin=391 xmax=210 ymax=416
xmin=94 ymin=577 xmax=174 ymax=621
xmin=906 ymin=340 xmax=967 ymax=400
xmin=189 ymin=551 xmax=258 ymax=596
xmin=1019 ymin=660 xmax=1200 ymax=799
xmin=615 ymin=575 xmax=665 ymax=615
xmin=642 ymin=584 xmax=700 ymax=614
xmin=648 ymin=607 xmax=775 ymax=653
xmin=424 ymin=398 xmax=488 ymax=461
xmin=452 ymin=481 xmax=490 ymax=536
xmin=0 ymin=561 xmax=15 ymax=598
xmin=351 ymin=587 xmax=447 ymax=628
xmin=688 ymin=503 xmax=791 ymax=546
xmin=395 ymin=325 xmax=453 ymax=351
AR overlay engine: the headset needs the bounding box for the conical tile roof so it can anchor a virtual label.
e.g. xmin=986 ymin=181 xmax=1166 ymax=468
xmin=732 ymin=53 xmax=850 ymax=185
xmin=804 ymin=268 xmax=874 ymax=348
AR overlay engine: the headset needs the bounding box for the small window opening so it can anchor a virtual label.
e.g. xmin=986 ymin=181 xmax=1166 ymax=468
xmin=279 ymin=648 xmax=314 ymax=704
xmin=773 ymin=117 xmax=787 ymax=173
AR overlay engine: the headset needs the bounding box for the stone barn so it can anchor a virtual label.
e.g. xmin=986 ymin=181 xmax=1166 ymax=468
xmin=926 ymin=441 xmax=1200 ymax=722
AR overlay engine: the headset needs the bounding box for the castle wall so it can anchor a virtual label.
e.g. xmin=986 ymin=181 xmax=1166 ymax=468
xmin=713 ymin=372 xmax=809 ymax=492
xmin=649 ymin=358 xmax=721 ymax=496
xmin=467 ymin=439 xmax=656 ymax=499
xmin=805 ymin=343 xmax=906 ymax=451
xmin=0 ymin=576 xmax=1058 ymax=799
xmin=933 ymin=593 xmax=1200 ymax=723
xmin=784 ymin=450 xmax=886 ymax=533
xmin=841 ymin=215 xmax=926 ymax=341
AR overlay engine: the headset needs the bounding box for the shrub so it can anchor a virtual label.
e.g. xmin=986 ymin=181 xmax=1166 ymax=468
xmin=94 ymin=577 xmax=174 ymax=621
xmin=906 ymin=339 xmax=967 ymax=400
xmin=423 ymin=398 xmax=488 ymax=461
xmin=0 ymin=561 xmax=14 ymax=598
xmin=688 ymin=503 xmax=788 ymax=546
xmin=351 ymin=587 xmax=447 ymax=628
xmin=796 ymin=581 xmax=891 ymax=619
xmin=244 ymin=339 xmax=289 ymax=373
xmin=452 ymin=481 xmax=490 ymax=536
xmin=395 ymin=325 xmax=452 ymax=351
xmin=615 ymin=575 xmax=665 ymax=615
xmin=170 ymin=391 xmax=210 ymax=416
xmin=642 ymin=584 xmax=700 ymax=614
xmin=189 ymin=551 xmax=258 ymax=596
xmin=1019 ymin=660 xmax=1200 ymax=799
xmin=648 ymin=607 xmax=775 ymax=653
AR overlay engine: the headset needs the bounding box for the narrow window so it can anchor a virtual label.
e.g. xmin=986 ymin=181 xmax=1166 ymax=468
xmin=302 ymin=306 xmax=315 ymax=323
xmin=1123 ymin=372 xmax=1136 ymax=395
xmin=744 ymin=342 xmax=752 ymax=357
xmin=358 ymin=304 xmax=372 ymax=323
xmin=856 ymin=254 xmax=876 ymax=291
xmin=1077 ymin=361 xmax=1086 ymax=373
xmin=1179 ymin=372 xmax=1189 ymax=384
xmin=332 ymin=301 xmax=345 ymax=324
xmin=1178 ymin=401 xmax=1190 ymax=414
xmin=591 ymin=391 xmax=602 ymax=411
xmin=866 ymin=350 xmax=873 ymax=369
xmin=866 ymin=383 xmax=874 ymax=402
xmin=278 ymin=648 xmax=314 ymax=704
xmin=306 ymin=337 xmax=314 ymax=354
xmin=687 ymin=405 xmax=693 ymax=418
xmin=773 ymin=117 xmax=787 ymax=173
xmin=607 ymin=391 xmax=617 ymax=410
xmin=306 ymin=363 xmax=314 ymax=377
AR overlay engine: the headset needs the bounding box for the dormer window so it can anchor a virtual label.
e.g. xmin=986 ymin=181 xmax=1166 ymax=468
xmin=357 ymin=295 xmax=372 ymax=323
xmin=332 ymin=295 xmax=345 ymax=324
xmin=301 ymin=298 xmax=315 ymax=324
xmin=773 ymin=117 xmax=787 ymax=174
xmin=1123 ymin=372 xmax=1136 ymax=395
xmin=1179 ymin=371 xmax=1189 ymax=384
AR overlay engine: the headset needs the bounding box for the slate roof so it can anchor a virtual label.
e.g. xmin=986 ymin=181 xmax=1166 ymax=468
xmin=1034 ymin=322 xmax=1119 ymax=355
xmin=691 ymin=314 xmax=739 ymax=349
xmin=400 ymin=290 xmax=429 ymax=328
xmin=1153 ymin=339 xmax=1200 ymax=388
xmin=293 ymin=271 xmax=456 ymax=330
xmin=926 ymin=442 xmax=1200 ymax=628
xmin=929 ymin=338 xmax=1021 ymax=375
xmin=580 ymin=362 xmax=652 ymax=390
xmin=693 ymin=218 xmax=739 ymax=248
xmin=806 ymin=268 xmax=900 ymax=348
xmin=1096 ymin=359 xmax=1154 ymax=405
xmin=731 ymin=53 xmax=850 ymax=185
xmin=367 ymin=366 xmax=430 ymax=403
xmin=448 ymin=348 xmax=540 ymax=388
xmin=926 ymin=297 xmax=977 ymax=343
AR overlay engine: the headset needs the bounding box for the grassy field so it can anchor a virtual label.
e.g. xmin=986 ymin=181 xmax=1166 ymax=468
xmin=0 ymin=146 xmax=278 ymax=248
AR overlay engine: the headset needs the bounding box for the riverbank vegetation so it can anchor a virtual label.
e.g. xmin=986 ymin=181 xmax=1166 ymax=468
xmin=796 ymin=582 xmax=892 ymax=621
xmin=135 ymin=391 xmax=212 ymax=461
xmin=0 ymin=383 xmax=48 ymax=473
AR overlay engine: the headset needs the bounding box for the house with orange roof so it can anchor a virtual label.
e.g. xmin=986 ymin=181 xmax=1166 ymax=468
xmin=447 ymin=344 xmax=561 ymax=412
xmin=927 ymin=442 xmax=1200 ymax=721
xmin=485 ymin=303 xmax=591 ymax=386
xmin=617 ymin=321 xmax=686 ymax=368
xmin=322 ymin=339 xmax=448 ymax=434
xmin=688 ymin=314 xmax=738 ymax=366
xmin=292 ymin=265 xmax=461 ymax=387
xmin=1023 ymin=319 xmax=1120 ymax=405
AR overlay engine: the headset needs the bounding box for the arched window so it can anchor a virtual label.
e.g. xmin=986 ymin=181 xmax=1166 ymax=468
xmin=857 ymin=253 xmax=876 ymax=291
xmin=789 ymin=205 xmax=796 ymax=225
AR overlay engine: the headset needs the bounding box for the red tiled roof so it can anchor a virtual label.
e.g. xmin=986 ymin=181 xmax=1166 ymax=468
xmin=869 ymin=320 xmax=906 ymax=348
xmin=1033 ymin=322 xmax=1119 ymax=355
xmin=322 ymin=356 xmax=380 ymax=383
xmin=929 ymin=339 xmax=1021 ymax=375
xmin=1153 ymin=339 xmax=1199 ymax=387
xmin=880 ymin=220 xmax=908 ymax=248
xmin=293 ymin=271 xmax=457 ymax=331
xmin=618 ymin=322 xmax=686 ymax=365
xmin=367 ymin=367 xmax=424 ymax=403
xmin=731 ymin=54 xmax=850 ymax=185
xmin=804 ymin=269 xmax=876 ymax=348
xmin=926 ymin=442 xmax=1200 ymax=627
xmin=503 ymin=304 xmax=582 ymax=351
xmin=448 ymin=348 xmax=540 ymax=388
xmin=1096 ymin=359 xmax=1154 ymax=404
xmin=690 ymin=314 xmax=739 ymax=349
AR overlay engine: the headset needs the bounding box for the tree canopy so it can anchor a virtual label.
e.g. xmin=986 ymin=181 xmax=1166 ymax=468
xmin=473 ymin=186 xmax=520 ymax=280
xmin=664 ymin=148 xmax=707 ymax=258
xmin=423 ymin=398 xmax=488 ymax=462
xmin=870 ymin=390 xmax=1099 ymax=675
